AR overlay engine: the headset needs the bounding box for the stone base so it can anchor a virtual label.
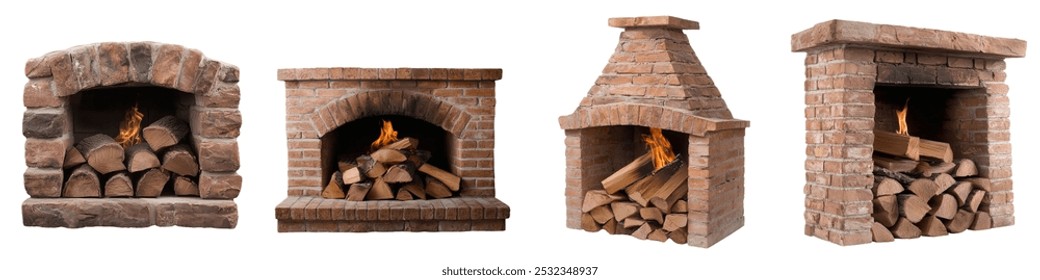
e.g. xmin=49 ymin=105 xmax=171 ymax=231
xmin=22 ymin=197 xmax=237 ymax=228
xmin=275 ymin=196 xmax=509 ymax=232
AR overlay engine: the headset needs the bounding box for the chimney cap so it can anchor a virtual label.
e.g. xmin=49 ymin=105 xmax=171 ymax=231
xmin=608 ymin=16 xmax=699 ymax=30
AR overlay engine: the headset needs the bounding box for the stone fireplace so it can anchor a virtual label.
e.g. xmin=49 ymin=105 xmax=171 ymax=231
xmin=559 ymin=16 xmax=749 ymax=248
xmin=792 ymin=20 xmax=1025 ymax=245
xmin=22 ymin=42 xmax=242 ymax=228
xmin=275 ymin=67 xmax=510 ymax=232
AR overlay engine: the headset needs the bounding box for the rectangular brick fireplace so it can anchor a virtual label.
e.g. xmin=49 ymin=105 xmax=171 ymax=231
xmin=275 ymin=67 xmax=509 ymax=232
xmin=22 ymin=42 xmax=242 ymax=228
xmin=792 ymin=20 xmax=1025 ymax=245
xmin=559 ymin=16 xmax=749 ymax=248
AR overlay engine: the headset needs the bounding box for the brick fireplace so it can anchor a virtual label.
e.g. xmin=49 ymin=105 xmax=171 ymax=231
xmin=275 ymin=67 xmax=510 ymax=232
xmin=559 ymin=16 xmax=749 ymax=248
xmin=22 ymin=42 xmax=242 ymax=228
xmin=792 ymin=20 xmax=1025 ymax=245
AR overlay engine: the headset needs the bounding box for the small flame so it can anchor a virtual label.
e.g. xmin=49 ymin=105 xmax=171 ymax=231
xmin=370 ymin=120 xmax=399 ymax=151
xmin=896 ymin=98 xmax=910 ymax=136
xmin=114 ymin=103 xmax=143 ymax=149
xmin=642 ymin=127 xmax=676 ymax=170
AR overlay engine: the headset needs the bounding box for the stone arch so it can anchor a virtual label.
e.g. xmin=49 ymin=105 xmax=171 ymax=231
xmin=310 ymin=90 xmax=475 ymax=138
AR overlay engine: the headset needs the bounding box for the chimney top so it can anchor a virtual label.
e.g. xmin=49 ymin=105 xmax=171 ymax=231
xmin=608 ymin=16 xmax=699 ymax=30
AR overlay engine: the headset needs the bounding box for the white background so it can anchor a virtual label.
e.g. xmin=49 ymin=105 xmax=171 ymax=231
xmin=1 ymin=0 xmax=1037 ymax=279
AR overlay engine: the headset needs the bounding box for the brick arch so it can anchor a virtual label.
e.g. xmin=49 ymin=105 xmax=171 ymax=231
xmin=558 ymin=103 xmax=749 ymax=136
xmin=310 ymin=90 xmax=474 ymax=138
xmin=24 ymin=41 xmax=235 ymax=97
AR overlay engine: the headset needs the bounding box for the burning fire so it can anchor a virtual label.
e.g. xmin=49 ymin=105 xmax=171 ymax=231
xmin=114 ymin=103 xmax=143 ymax=148
xmin=642 ymin=127 xmax=676 ymax=170
xmin=896 ymin=98 xmax=910 ymax=136
xmin=370 ymin=120 xmax=399 ymax=151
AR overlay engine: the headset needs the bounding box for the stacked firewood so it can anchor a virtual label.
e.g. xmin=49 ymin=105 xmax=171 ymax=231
xmin=580 ymin=153 xmax=690 ymax=244
xmin=870 ymin=130 xmax=992 ymax=242
xmin=321 ymin=137 xmax=461 ymax=201
xmin=62 ymin=116 xmax=199 ymax=198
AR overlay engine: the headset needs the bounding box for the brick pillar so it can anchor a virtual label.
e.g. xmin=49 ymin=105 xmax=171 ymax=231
xmin=687 ymin=128 xmax=746 ymax=247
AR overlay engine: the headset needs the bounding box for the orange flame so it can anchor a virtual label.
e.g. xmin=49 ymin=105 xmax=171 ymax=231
xmin=642 ymin=127 xmax=676 ymax=170
xmin=896 ymin=98 xmax=910 ymax=136
xmin=370 ymin=120 xmax=399 ymax=151
xmin=114 ymin=103 xmax=143 ymax=149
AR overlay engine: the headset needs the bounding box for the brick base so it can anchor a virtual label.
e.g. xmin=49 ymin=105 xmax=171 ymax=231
xmin=274 ymin=196 xmax=509 ymax=232
xmin=22 ymin=197 xmax=237 ymax=228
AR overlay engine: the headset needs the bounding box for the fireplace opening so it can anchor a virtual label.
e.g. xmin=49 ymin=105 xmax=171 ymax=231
xmin=874 ymin=85 xmax=960 ymax=146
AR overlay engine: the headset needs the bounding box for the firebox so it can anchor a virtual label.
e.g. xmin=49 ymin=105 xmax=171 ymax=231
xmin=275 ymin=67 xmax=510 ymax=232
xmin=792 ymin=20 xmax=1025 ymax=245
xmin=559 ymin=16 xmax=750 ymax=248
xmin=21 ymin=42 xmax=243 ymax=228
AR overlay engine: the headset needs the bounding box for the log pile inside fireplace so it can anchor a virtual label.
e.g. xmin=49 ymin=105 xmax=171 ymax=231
xmin=870 ymin=130 xmax=992 ymax=241
xmin=62 ymin=114 xmax=199 ymax=198
xmin=320 ymin=121 xmax=462 ymax=201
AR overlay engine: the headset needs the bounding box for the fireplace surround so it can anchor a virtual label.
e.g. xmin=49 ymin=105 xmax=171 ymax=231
xmin=792 ymin=20 xmax=1025 ymax=245
xmin=21 ymin=41 xmax=242 ymax=228
xmin=559 ymin=16 xmax=749 ymax=248
xmin=275 ymin=67 xmax=510 ymax=232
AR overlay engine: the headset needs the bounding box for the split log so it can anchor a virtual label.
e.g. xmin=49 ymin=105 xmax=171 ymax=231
xmin=423 ymin=177 xmax=453 ymax=199
xmin=965 ymin=189 xmax=986 ymax=213
xmin=611 ymin=202 xmax=640 ymax=221
xmin=916 ymin=215 xmax=949 ymax=237
xmin=173 ymin=176 xmax=199 ymax=196
xmin=161 ymin=145 xmax=199 ymax=177
xmin=668 ymin=228 xmax=688 ymax=244
xmin=125 ymin=143 xmax=160 ymax=173
xmin=629 ymin=159 xmax=681 ymax=207
xmin=971 ymin=211 xmax=992 ymax=230
xmin=873 ymin=166 xmax=914 ymax=185
xmin=103 ymin=171 xmax=134 ymax=197
xmin=947 ymin=182 xmax=972 ymax=205
xmin=962 ymin=177 xmax=992 ymax=192
xmin=365 ymin=177 xmax=393 ymax=200
xmin=337 ymin=160 xmax=356 ymax=173
xmin=670 ymin=200 xmax=688 ymax=213
xmin=891 ymin=217 xmax=922 ymax=239
xmin=647 ymin=229 xmax=669 ymax=242
xmin=603 ymin=218 xmax=620 ymax=235
xmin=662 ymin=214 xmax=687 ymax=232
xmin=345 ymin=181 xmax=373 ymax=201
xmin=623 ymin=176 xmax=654 ymax=206
xmin=75 ymin=134 xmax=126 ymax=174
xmin=383 ymin=163 xmax=417 ymax=183
xmin=600 ymin=153 xmax=653 ymax=194
xmin=142 ymin=115 xmax=188 ymax=151
xmin=395 ymin=189 xmax=413 ymax=201
xmin=406 ymin=150 xmax=432 ymax=167
xmin=581 ymin=190 xmax=624 ymax=212
xmin=417 ymin=164 xmax=460 ymax=191
xmin=898 ymin=194 xmax=931 ymax=223
xmin=919 ymin=139 xmax=953 ymax=163
xmin=64 ymin=164 xmax=100 ymax=198
xmin=873 ymin=155 xmax=918 ymax=173
xmin=931 ymin=173 xmax=956 ymax=195
xmin=944 ymin=210 xmax=974 ymax=233
xmin=639 ymin=207 xmax=664 ymax=224
xmin=63 ymin=146 xmax=86 ymax=169
xmin=383 ymin=137 xmax=419 ymax=150
xmin=873 ymin=177 xmax=904 ymax=196
xmin=648 ymin=162 xmax=689 ymax=213
xmin=953 ymin=159 xmax=978 ymax=177
xmin=341 ymin=167 xmax=363 ymax=185
xmin=321 ymin=171 xmax=346 ymax=199
xmin=400 ymin=180 xmax=426 ymax=200
xmin=623 ymin=218 xmax=645 ymax=228
xmin=928 ymin=194 xmax=958 ymax=220
xmin=913 ymin=161 xmax=955 ymax=177
xmin=632 ymin=223 xmax=653 ymax=240
xmin=873 ymin=130 xmax=920 ymax=161
xmin=135 ymin=168 xmax=170 ymax=197
xmin=873 ymin=195 xmax=899 ymax=227
xmin=871 ymin=222 xmax=895 ymax=242
xmin=589 ymin=205 xmax=614 ymax=224
xmin=581 ymin=213 xmax=600 ymax=232
xmin=356 ymin=155 xmax=386 ymax=178
xmin=370 ymin=149 xmax=408 ymax=164
xmin=907 ymin=179 xmax=939 ymax=199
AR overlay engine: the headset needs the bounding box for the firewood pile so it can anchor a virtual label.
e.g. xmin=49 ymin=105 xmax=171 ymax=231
xmin=870 ymin=130 xmax=992 ymax=242
xmin=320 ymin=137 xmax=461 ymax=201
xmin=62 ymin=115 xmax=200 ymax=198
